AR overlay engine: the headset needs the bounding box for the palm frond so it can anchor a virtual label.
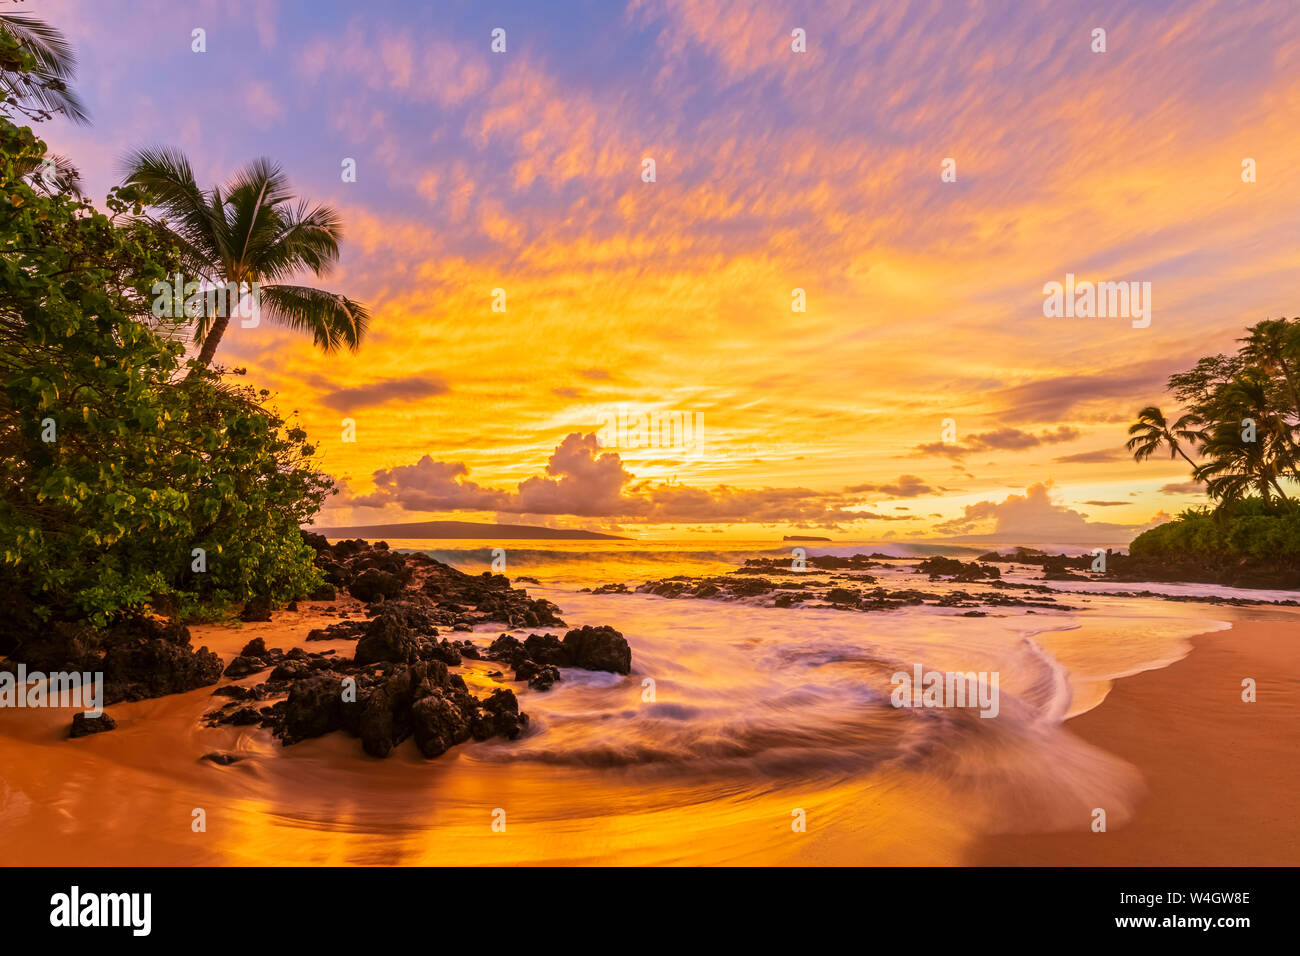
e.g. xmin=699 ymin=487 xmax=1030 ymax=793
xmin=259 ymin=284 xmax=369 ymax=352
xmin=9 ymin=151 xmax=82 ymax=196
xmin=122 ymin=148 xmax=371 ymax=366
xmin=254 ymin=199 xmax=343 ymax=280
xmin=0 ymin=13 xmax=89 ymax=124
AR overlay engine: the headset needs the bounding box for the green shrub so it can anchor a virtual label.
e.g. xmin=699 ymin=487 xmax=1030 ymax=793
xmin=0 ymin=118 xmax=330 ymax=627
xmin=1130 ymin=499 xmax=1300 ymax=563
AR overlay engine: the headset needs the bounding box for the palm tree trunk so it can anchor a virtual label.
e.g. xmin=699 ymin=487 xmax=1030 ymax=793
xmin=191 ymin=312 xmax=232 ymax=372
xmin=1166 ymin=435 xmax=1197 ymax=468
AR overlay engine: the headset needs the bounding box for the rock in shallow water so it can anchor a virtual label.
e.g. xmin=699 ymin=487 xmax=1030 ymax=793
xmin=515 ymin=658 xmax=561 ymax=691
xmin=193 ymin=538 xmax=636 ymax=761
xmin=561 ymin=625 xmax=632 ymax=675
xmin=200 ymin=751 xmax=246 ymax=765
xmin=223 ymin=655 xmax=269 ymax=678
xmin=98 ymin=619 xmax=224 ymax=703
xmin=523 ymin=633 xmax=567 ymax=666
xmin=489 ymin=626 xmax=632 ymax=676
xmin=69 ymin=712 xmax=116 ymax=738
xmin=410 ymin=694 xmax=472 ymax=758
xmin=281 ymin=674 xmax=344 ymax=743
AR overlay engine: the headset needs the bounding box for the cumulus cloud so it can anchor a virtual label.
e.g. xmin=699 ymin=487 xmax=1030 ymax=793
xmin=934 ymin=482 xmax=1139 ymax=544
xmin=354 ymin=458 xmax=507 ymax=512
xmin=514 ymin=433 xmax=633 ymax=516
xmin=351 ymin=433 xmax=922 ymax=526
xmin=1139 ymin=510 xmax=1174 ymax=531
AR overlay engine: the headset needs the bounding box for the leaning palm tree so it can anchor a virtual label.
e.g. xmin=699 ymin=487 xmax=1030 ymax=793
xmin=1126 ymin=405 xmax=1200 ymax=467
xmin=120 ymin=148 xmax=369 ymax=370
xmin=0 ymin=13 xmax=89 ymax=124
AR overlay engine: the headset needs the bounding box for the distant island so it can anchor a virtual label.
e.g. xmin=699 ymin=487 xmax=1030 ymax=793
xmin=306 ymin=520 xmax=629 ymax=541
xmin=784 ymin=535 xmax=833 ymax=542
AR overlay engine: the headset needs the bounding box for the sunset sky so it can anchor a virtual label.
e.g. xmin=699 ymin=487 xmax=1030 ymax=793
xmin=38 ymin=0 xmax=1300 ymax=542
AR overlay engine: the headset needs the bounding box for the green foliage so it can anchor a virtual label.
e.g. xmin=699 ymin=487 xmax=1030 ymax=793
xmin=1127 ymin=317 xmax=1300 ymax=511
xmin=1131 ymin=499 xmax=1300 ymax=563
xmin=0 ymin=117 xmax=330 ymax=626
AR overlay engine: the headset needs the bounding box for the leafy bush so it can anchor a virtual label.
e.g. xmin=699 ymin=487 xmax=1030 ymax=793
xmin=0 ymin=117 xmax=330 ymax=628
xmin=1130 ymin=499 xmax=1300 ymax=563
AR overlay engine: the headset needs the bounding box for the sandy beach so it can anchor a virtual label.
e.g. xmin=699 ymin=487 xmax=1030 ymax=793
xmin=973 ymin=611 xmax=1300 ymax=865
xmin=2 ymin=583 xmax=1296 ymax=866
xmin=6 ymin=555 xmax=1296 ymax=867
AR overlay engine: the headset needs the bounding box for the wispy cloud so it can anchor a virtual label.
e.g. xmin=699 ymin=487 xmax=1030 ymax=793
xmin=40 ymin=0 xmax=1300 ymax=536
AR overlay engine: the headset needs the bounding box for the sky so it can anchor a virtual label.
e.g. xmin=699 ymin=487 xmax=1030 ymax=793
xmin=30 ymin=0 xmax=1300 ymax=542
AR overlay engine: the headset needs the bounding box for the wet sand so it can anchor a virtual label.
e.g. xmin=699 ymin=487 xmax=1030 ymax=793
xmin=2 ymin=599 xmax=1295 ymax=866
xmin=972 ymin=613 xmax=1300 ymax=865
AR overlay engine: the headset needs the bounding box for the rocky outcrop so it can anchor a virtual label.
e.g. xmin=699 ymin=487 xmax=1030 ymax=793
xmin=306 ymin=535 xmax=565 ymax=629
xmin=194 ymin=537 xmax=633 ymax=759
xmin=281 ymin=675 xmax=344 ymax=743
xmin=223 ymin=655 xmax=270 ymax=678
xmin=5 ymin=616 xmax=223 ymax=707
xmin=354 ymin=611 xmax=424 ymax=666
xmin=213 ymin=652 xmax=532 ymax=762
xmin=484 ymin=624 xmax=633 ymax=687
xmin=740 ymin=554 xmax=880 ymax=573
xmin=4 ymin=620 xmax=100 ymax=673
xmin=594 ymin=557 xmax=1078 ymax=613
xmin=915 ymin=556 xmax=1000 ymax=581
xmin=348 ymin=568 xmax=406 ymax=603
xmin=561 ymin=625 xmax=632 ymax=674
xmin=978 ymin=545 xmax=1300 ymax=591
xmin=97 ymin=618 xmax=223 ymax=704
xmin=515 ymin=658 xmax=561 ymax=690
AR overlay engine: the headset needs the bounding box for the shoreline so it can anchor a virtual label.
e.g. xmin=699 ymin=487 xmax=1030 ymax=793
xmin=3 ymin=543 xmax=1296 ymax=866
xmin=971 ymin=611 xmax=1300 ymax=865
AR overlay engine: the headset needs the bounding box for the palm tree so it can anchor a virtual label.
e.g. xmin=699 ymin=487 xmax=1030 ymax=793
xmin=0 ymin=13 xmax=89 ymax=124
xmin=1192 ymin=376 xmax=1295 ymax=505
xmin=120 ymin=148 xmax=369 ymax=370
xmin=1126 ymin=405 xmax=1200 ymax=468
xmin=1240 ymin=318 xmax=1300 ymax=426
xmin=1193 ymin=419 xmax=1289 ymax=506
